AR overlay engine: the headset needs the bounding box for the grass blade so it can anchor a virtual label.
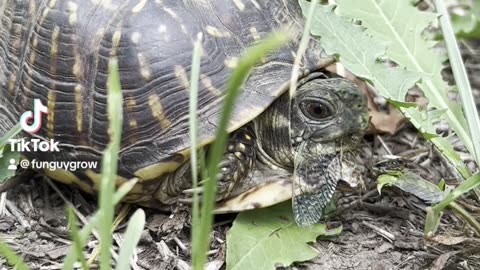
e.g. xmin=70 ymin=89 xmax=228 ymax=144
xmin=434 ymin=0 xmax=480 ymax=163
xmin=0 ymin=241 xmax=30 ymax=270
xmin=99 ymin=57 xmax=123 ymax=270
xmin=67 ymin=207 xmax=89 ymax=270
xmin=189 ymin=33 xmax=203 ymax=245
xmin=289 ymin=0 xmax=319 ymax=98
xmin=423 ymin=0 xmax=480 ymax=236
xmin=192 ymin=32 xmax=290 ymax=270
xmin=114 ymin=209 xmax=146 ymax=270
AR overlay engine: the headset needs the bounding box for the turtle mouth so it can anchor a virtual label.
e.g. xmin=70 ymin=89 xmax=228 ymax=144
xmin=291 ymin=133 xmax=362 ymax=153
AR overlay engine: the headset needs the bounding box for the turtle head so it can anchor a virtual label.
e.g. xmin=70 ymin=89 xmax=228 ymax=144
xmin=291 ymin=77 xmax=369 ymax=147
xmin=289 ymin=76 xmax=369 ymax=226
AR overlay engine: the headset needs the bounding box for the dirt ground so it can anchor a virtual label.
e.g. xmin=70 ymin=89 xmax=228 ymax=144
xmin=1 ymin=125 xmax=480 ymax=270
xmin=1 ymin=30 xmax=480 ymax=270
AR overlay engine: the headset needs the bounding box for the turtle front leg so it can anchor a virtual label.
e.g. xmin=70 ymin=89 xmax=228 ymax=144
xmin=174 ymin=125 xmax=256 ymax=202
xmin=214 ymin=125 xmax=256 ymax=199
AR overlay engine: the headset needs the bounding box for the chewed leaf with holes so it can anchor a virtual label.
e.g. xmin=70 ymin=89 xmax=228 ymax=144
xmin=378 ymin=170 xmax=446 ymax=204
xmin=226 ymin=202 xmax=341 ymax=270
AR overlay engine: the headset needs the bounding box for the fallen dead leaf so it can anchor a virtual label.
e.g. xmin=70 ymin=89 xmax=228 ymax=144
xmin=430 ymin=235 xmax=471 ymax=246
xmin=325 ymin=63 xmax=406 ymax=135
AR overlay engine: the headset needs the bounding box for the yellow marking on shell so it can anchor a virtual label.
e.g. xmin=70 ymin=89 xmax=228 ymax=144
xmin=234 ymin=152 xmax=243 ymax=159
xmin=250 ymin=0 xmax=261 ymax=9
xmin=47 ymin=26 xmax=60 ymax=138
xmin=249 ymin=27 xmax=261 ymax=40
xmin=163 ymin=7 xmax=179 ymax=19
xmin=96 ymin=27 xmax=106 ymax=37
xmin=132 ymin=0 xmax=147 ymax=13
xmin=134 ymin=150 xmax=189 ymax=180
xmin=11 ymin=24 xmax=22 ymax=51
xmin=129 ymin=119 xmax=138 ymax=128
xmin=224 ymin=57 xmax=239 ymax=69
xmin=44 ymin=169 xmax=93 ymax=192
xmin=148 ymin=94 xmax=171 ymax=129
xmin=131 ymin=32 xmax=141 ymax=44
xmin=233 ymin=0 xmax=245 ymax=11
xmin=29 ymin=1 xmax=37 ymax=17
xmin=228 ymin=144 xmax=234 ymax=151
xmin=137 ymin=53 xmax=152 ymax=80
xmin=73 ymin=54 xmax=83 ymax=79
xmin=40 ymin=7 xmax=50 ymax=25
xmin=8 ymin=74 xmax=16 ymax=96
xmin=180 ymin=24 xmax=188 ymax=34
xmin=51 ymin=26 xmax=60 ymax=58
xmin=85 ymin=169 xmax=129 ymax=191
xmin=111 ymin=30 xmax=122 ymax=56
xmin=205 ymin=25 xmax=230 ymax=38
xmin=158 ymin=24 xmax=167 ymax=33
xmin=100 ymin=0 xmax=115 ymax=10
xmin=47 ymin=91 xmax=56 ymax=138
xmin=200 ymin=74 xmax=222 ymax=96
xmin=174 ymin=65 xmax=190 ymax=89
xmin=112 ymin=30 xmax=122 ymax=47
xmin=29 ymin=37 xmax=38 ymax=64
xmin=214 ymin=180 xmax=292 ymax=213
xmin=48 ymin=0 xmax=57 ymax=8
xmin=74 ymin=85 xmax=83 ymax=132
xmin=67 ymin=1 xmax=78 ymax=26
xmin=125 ymin=98 xmax=138 ymax=128
xmin=245 ymin=134 xmax=252 ymax=141
xmin=126 ymin=97 xmax=136 ymax=109
xmin=238 ymin=143 xmax=246 ymax=152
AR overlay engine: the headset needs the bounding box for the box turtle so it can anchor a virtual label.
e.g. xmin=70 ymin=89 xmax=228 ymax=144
xmin=0 ymin=0 xmax=369 ymax=226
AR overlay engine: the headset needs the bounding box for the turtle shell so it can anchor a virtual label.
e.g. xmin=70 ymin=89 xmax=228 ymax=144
xmin=0 ymin=0 xmax=333 ymax=194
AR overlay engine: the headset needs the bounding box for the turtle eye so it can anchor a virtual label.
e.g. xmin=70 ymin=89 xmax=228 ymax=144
xmin=302 ymin=100 xmax=333 ymax=120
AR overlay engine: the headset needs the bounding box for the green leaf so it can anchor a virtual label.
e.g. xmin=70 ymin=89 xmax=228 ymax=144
xmin=378 ymin=170 xmax=445 ymax=203
xmin=394 ymin=171 xmax=445 ymax=204
xmin=226 ymin=202 xmax=341 ymax=270
xmin=298 ymin=1 xmax=471 ymax=178
xmin=0 ymin=145 xmax=20 ymax=183
xmin=334 ymin=0 xmax=471 ymax=174
xmin=0 ymin=241 xmax=30 ymax=270
xmin=425 ymin=206 xmax=442 ymax=237
xmin=377 ymin=174 xmax=398 ymax=194
xmin=115 ymin=209 xmax=146 ymax=270
xmin=451 ymin=1 xmax=480 ymax=39
xmin=67 ymin=207 xmax=89 ymax=270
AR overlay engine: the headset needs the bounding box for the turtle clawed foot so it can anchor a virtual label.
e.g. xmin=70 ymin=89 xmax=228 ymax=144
xmin=179 ymin=126 xmax=256 ymax=204
xmin=179 ymin=170 xmax=236 ymax=203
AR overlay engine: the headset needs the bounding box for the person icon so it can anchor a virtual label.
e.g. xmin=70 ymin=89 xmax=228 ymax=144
xmin=8 ymin=159 xmax=17 ymax=171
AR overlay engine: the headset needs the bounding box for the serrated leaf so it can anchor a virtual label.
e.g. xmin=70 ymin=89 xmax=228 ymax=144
xmin=332 ymin=0 xmax=471 ymax=176
xmin=298 ymin=1 xmax=471 ymax=177
xmin=298 ymin=3 xmax=422 ymax=101
xmin=226 ymin=202 xmax=341 ymax=270
xmin=0 ymin=145 xmax=19 ymax=183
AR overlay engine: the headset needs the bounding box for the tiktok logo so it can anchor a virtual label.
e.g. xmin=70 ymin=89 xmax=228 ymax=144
xmin=19 ymin=99 xmax=48 ymax=134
